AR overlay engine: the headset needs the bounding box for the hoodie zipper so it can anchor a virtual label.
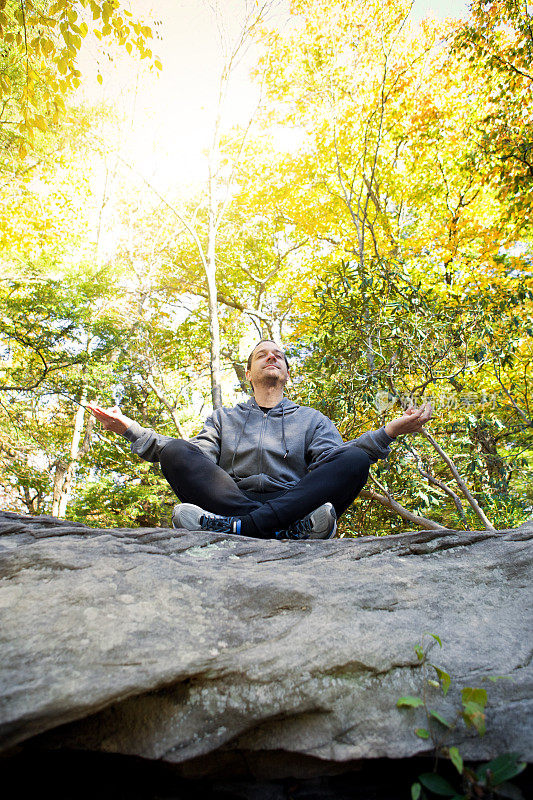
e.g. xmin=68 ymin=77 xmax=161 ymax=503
xmin=258 ymin=409 xmax=268 ymax=491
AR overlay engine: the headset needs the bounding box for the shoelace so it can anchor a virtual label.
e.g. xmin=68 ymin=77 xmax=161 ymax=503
xmin=275 ymin=517 xmax=313 ymax=540
xmin=288 ymin=517 xmax=313 ymax=539
xmin=199 ymin=514 xmax=237 ymax=533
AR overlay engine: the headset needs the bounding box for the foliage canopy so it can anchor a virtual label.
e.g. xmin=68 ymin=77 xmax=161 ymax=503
xmin=1 ymin=0 xmax=531 ymax=533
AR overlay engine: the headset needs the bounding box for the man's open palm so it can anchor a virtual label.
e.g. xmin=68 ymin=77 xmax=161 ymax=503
xmin=385 ymin=402 xmax=433 ymax=438
xmin=87 ymin=404 xmax=133 ymax=435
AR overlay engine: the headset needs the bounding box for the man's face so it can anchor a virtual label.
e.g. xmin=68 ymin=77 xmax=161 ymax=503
xmin=246 ymin=341 xmax=289 ymax=390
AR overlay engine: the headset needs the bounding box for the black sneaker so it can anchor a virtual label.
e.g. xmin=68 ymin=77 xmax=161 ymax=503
xmin=172 ymin=503 xmax=242 ymax=534
xmin=276 ymin=502 xmax=337 ymax=540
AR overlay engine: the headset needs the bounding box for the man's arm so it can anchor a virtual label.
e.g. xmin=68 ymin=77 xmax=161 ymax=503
xmin=307 ymin=402 xmax=433 ymax=467
xmin=306 ymin=413 xmax=393 ymax=466
xmin=87 ymin=403 xmax=175 ymax=463
xmin=87 ymin=403 xmax=222 ymax=464
xmin=349 ymin=402 xmax=434 ymax=461
xmin=189 ymin=414 xmax=221 ymax=464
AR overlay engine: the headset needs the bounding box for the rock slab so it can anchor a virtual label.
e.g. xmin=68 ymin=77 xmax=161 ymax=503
xmin=0 ymin=512 xmax=531 ymax=767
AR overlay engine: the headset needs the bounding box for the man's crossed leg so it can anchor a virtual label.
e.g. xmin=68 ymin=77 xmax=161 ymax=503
xmin=159 ymin=439 xmax=370 ymax=539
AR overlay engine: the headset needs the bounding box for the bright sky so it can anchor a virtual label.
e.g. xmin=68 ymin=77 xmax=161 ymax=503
xmin=77 ymin=0 xmax=470 ymax=194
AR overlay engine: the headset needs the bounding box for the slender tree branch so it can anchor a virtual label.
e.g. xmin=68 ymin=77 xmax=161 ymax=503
xmin=146 ymin=375 xmax=188 ymax=439
xmin=492 ymin=357 xmax=533 ymax=426
xmin=361 ymin=476 xmax=446 ymax=529
xmin=405 ymin=441 xmax=466 ymax=519
xmin=419 ymin=428 xmax=495 ymax=530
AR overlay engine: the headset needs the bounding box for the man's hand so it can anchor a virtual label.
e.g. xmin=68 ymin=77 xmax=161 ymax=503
xmin=384 ymin=402 xmax=433 ymax=438
xmin=86 ymin=403 xmax=133 ymax=436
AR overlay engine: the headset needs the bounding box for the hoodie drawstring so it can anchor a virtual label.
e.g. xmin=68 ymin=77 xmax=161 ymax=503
xmin=282 ymin=405 xmax=289 ymax=459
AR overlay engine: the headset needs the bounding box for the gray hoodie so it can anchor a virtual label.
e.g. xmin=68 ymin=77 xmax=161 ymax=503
xmin=123 ymin=397 xmax=394 ymax=493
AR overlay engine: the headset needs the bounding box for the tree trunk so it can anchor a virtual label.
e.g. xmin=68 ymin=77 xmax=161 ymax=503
xmin=206 ymin=183 xmax=222 ymax=409
xmin=52 ymin=387 xmax=94 ymax=518
xmin=51 ymin=460 xmax=68 ymax=518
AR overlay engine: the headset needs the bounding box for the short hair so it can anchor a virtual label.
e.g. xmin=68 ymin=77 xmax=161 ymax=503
xmin=246 ymin=340 xmax=290 ymax=372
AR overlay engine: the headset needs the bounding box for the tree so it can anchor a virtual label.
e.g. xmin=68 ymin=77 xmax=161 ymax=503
xmin=0 ymin=267 xmax=125 ymax=513
xmin=0 ymin=0 xmax=157 ymax=165
xmin=453 ymin=0 xmax=533 ymax=230
xmin=240 ymin=0 xmax=533 ymax=533
xmin=120 ymin=0 xmax=281 ymax=409
xmin=293 ymin=257 xmax=532 ymax=535
xmin=3 ymin=0 xmax=530 ymax=532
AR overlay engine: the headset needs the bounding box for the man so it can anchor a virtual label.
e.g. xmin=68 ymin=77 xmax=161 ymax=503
xmin=88 ymin=340 xmax=432 ymax=540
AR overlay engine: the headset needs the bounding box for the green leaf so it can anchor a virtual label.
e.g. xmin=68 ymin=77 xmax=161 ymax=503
xmin=411 ymin=782 xmax=422 ymax=800
xmin=419 ymin=773 xmax=457 ymax=796
xmin=415 ymin=727 xmax=430 ymax=739
xmin=429 ymin=709 xmax=451 ymax=728
xmin=433 ymin=665 xmax=451 ymax=696
xmin=427 ymin=633 xmax=442 ymax=647
xmin=475 ymin=753 xmax=526 ymax=786
xmin=461 ymin=687 xmax=487 ymax=708
xmin=415 ymin=644 xmax=425 ymax=661
xmin=397 ymin=696 xmax=424 ymax=708
xmin=449 ymin=746 xmax=463 ymax=775
xmin=462 ymin=701 xmax=486 ymax=736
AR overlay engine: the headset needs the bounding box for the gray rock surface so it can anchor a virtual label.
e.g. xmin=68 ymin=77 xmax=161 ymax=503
xmin=1 ymin=511 xmax=531 ymax=768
